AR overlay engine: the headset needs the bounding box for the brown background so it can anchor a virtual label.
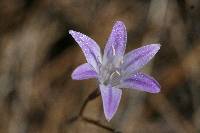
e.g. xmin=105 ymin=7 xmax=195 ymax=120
xmin=0 ymin=0 xmax=200 ymax=133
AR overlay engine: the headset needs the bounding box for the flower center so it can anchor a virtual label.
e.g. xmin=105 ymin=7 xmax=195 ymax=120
xmin=99 ymin=57 xmax=123 ymax=87
xmin=109 ymin=70 xmax=121 ymax=86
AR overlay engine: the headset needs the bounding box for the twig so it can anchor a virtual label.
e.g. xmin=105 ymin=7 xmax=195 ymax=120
xmin=82 ymin=116 xmax=122 ymax=133
xmin=66 ymin=88 xmax=100 ymax=123
xmin=66 ymin=88 xmax=122 ymax=133
xmin=79 ymin=88 xmax=100 ymax=116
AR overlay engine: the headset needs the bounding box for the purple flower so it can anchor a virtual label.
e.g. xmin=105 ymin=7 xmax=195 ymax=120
xmin=69 ymin=21 xmax=161 ymax=121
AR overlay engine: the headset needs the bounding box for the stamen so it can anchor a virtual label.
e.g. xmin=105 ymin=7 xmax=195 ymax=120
xmin=111 ymin=44 xmax=116 ymax=56
xmin=110 ymin=70 xmax=121 ymax=86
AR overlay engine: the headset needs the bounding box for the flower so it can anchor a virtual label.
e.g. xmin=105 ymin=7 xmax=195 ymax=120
xmin=69 ymin=21 xmax=161 ymax=121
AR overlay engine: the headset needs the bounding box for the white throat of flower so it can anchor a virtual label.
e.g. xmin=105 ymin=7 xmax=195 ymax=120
xmin=99 ymin=55 xmax=123 ymax=87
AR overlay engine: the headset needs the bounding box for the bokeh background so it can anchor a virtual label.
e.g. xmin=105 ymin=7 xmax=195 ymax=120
xmin=0 ymin=0 xmax=200 ymax=133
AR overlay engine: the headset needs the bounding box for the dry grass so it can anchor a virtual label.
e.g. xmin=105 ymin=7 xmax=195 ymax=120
xmin=0 ymin=0 xmax=199 ymax=133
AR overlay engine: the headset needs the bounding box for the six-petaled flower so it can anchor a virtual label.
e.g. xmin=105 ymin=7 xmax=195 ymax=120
xmin=69 ymin=21 xmax=161 ymax=121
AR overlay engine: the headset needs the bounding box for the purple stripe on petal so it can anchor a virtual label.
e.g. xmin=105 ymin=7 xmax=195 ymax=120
xmin=122 ymin=44 xmax=160 ymax=76
xmin=100 ymin=84 xmax=122 ymax=121
xmin=120 ymin=72 xmax=160 ymax=93
xmin=72 ymin=63 xmax=97 ymax=80
xmin=103 ymin=21 xmax=127 ymax=62
xmin=69 ymin=30 xmax=102 ymax=71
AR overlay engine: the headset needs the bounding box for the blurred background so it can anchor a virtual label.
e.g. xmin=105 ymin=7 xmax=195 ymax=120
xmin=0 ymin=0 xmax=200 ymax=133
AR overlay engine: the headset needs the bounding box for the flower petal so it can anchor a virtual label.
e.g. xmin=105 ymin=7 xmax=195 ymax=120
xmin=72 ymin=63 xmax=97 ymax=80
xmin=103 ymin=21 xmax=127 ymax=62
xmin=120 ymin=72 xmax=160 ymax=93
xmin=100 ymin=84 xmax=122 ymax=121
xmin=69 ymin=30 xmax=102 ymax=71
xmin=122 ymin=44 xmax=160 ymax=76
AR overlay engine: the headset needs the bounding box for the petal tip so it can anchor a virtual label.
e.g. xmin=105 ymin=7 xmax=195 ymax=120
xmin=114 ymin=21 xmax=126 ymax=28
xmin=105 ymin=116 xmax=112 ymax=122
xmin=156 ymin=43 xmax=161 ymax=48
xmin=69 ymin=30 xmax=75 ymax=35
xmin=148 ymin=43 xmax=161 ymax=55
xmin=104 ymin=111 xmax=113 ymax=122
xmin=115 ymin=20 xmax=124 ymax=25
xmin=151 ymin=43 xmax=161 ymax=50
xmin=71 ymin=71 xmax=77 ymax=80
xmin=151 ymin=81 xmax=161 ymax=94
xmin=152 ymin=87 xmax=160 ymax=93
xmin=149 ymin=77 xmax=161 ymax=94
